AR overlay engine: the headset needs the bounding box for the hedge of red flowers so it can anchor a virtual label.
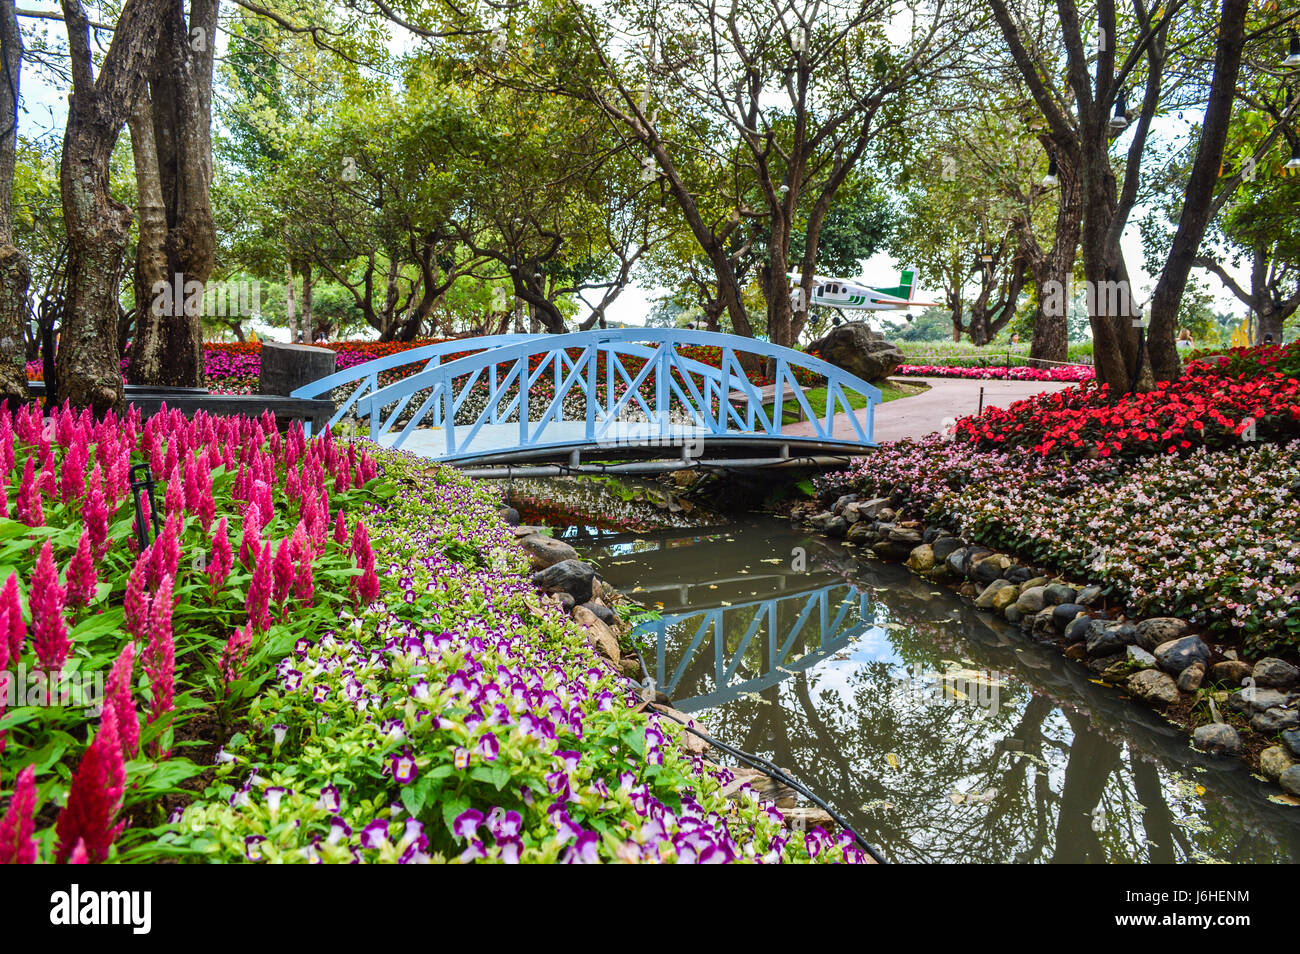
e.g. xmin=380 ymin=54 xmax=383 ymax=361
xmin=953 ymin=348 xmax=1300 ymax=461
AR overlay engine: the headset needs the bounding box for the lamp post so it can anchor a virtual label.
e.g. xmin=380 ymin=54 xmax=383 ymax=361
xmin=129 ymin=463 xmax=161 ymax=550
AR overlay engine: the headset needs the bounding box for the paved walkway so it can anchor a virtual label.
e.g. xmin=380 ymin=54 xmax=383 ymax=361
xmin=785 ymin=376 xmax=1075 ymax=444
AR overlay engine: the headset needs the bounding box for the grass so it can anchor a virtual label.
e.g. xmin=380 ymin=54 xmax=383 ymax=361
xmin=767 ymin=379 xmax=927 ymax=422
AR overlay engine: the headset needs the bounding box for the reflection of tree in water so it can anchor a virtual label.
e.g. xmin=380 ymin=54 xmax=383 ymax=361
xmin=686 ymin=586 xmax=1300 ymax=864
xmin=605 ymin=521 xmax=1300 ymax=863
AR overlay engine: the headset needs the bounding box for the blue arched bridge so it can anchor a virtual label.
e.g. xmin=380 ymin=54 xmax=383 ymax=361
xmin=291 ymin=329 xmax=878 ymax=474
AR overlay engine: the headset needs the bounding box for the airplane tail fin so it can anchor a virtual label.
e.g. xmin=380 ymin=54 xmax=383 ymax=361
xmin=899 ymin=270 xmax=915 ymax=300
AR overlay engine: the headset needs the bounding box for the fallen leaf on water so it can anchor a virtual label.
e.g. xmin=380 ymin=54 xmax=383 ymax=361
xmin=1267 ymin=793 xmax=1300 ymax=807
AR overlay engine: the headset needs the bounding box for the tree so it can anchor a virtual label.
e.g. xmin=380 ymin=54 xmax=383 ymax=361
xmin=55 ymin=0 xmax=167 ymax=414
xmin=987 ymin=0 xmax=1253 ymax=391
xmin=0 ymin=0 xmax=28 ymax=405
xmin=519 ymin=0 xmax=971 ymax=350
xmin=125 ymin=0 xmax=219 ymax=388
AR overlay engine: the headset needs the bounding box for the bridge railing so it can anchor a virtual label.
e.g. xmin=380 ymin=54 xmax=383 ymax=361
xmin=633 ymin=581 xmax=874 ymax=711
xmin=329 ymin=329 xmax=877 ymax=460
xmin=288 ymin=334 xmax=545 ymax=437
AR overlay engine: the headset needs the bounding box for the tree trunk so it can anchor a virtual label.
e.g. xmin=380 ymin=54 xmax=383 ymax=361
xmin=1146 ymin=0 xmax=1247 ymax=381
xmin=125 ymin=0 xmax=214 ymax=388
xmin=57 ymin=0 xmax=167 ymax=414
xmin=301 ymin=262 xmax=313 ymax=340
xmin=0 ymin=0 xmax=27 ymax=405
xmin=1028 ymin=150 xmax=1081 ymax=366
xmin=126 ymin=96 xmax=170 ymax=370
xmin=285 ymin=259 xmax=297 ymax=342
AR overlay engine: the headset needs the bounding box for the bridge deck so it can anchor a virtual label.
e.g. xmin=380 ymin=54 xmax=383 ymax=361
xmin=379 ymin=420 xmax=871 ymax=473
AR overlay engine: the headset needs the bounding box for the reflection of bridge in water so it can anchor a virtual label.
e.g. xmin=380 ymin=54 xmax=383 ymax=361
xmin=633 ymin=580 xmax=874 ymax=712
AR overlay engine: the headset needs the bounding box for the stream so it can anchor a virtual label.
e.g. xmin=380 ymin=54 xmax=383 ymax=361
xmin=505 ymin=477 xmax=1300 ymax=864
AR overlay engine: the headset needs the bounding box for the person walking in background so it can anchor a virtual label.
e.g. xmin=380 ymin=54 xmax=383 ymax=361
xmin=1176 ymin=328 xmax=1193 ymax=350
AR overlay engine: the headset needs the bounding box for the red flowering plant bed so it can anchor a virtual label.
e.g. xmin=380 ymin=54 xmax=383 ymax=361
xmin=0 ymin=402 xmax=382 ymax=863
xmin=952 ymin=348 xmax=1300 ymax=461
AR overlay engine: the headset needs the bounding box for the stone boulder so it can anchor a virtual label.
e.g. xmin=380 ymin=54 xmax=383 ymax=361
xmin=1210 ymin=660 xmax=1253 ymax=686
xmin=1154 ymin=635 xmax=1210 ymax=675
xmin=531 ymin=559 xmax=597 ymax=603
xmin=805 ymin=322 xmax=905 ymax=383
xmin=1259 ymin=745 xmax=1296 ymax=780
xmin=1085 ymin=620 xmax=1136 ymax=657
xmin=1126 ymin=669 xmax=1181 ymax=707
xmin=1281 ymin=765 xmax=1300 ymax=796
xmin=1193 ymin=723 xmax=1242 ymax=756
xmin=579 ymin=600 xmax=618 ymax=626
xmin=906 ymin=544 xmax=935 ymax=573
xmin=573 ymin=605 xmax=620 ymax=665
xmin=1253 ymin=657 xmax=1300 ymax=690
xmin=1135 ymin=617 xmax=1188 ymax=651
xmin=518 ymin=534 xmax=579 ymax=571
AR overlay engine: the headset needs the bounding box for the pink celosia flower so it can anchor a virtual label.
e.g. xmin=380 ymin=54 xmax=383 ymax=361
xmin=0 ymin=573 xmax=24 ymax=661
xmin=0 ymin=764 xmax=39 ymax=864
xmin=272 ymin=537 xmax=295 ymax=603
xmin=14 ymin=457 xmax=42 ymax=526
xmin=60 ymin=438 xmax=88 ymax=503
xmin=67 ymin=840 xmax=89 ymax=864
xmin=239 ymin=502 xmax=263 ymax=567
xmin=123 ymin=557 xmax=152 ymax=643
xmin=55 ymin=705 xmax=125 ymax=863
xmin=246 ymin=540 xmax=273 ymax=633
xmin=294 ymin=551 xmax=315 ymax=606
xmin=105 ymin=642 xmax=140 ymax=760
xmin=83 ymin=479 xmax=109 ymax=558
xmin=65 ymin=529 xmax=98 ymax=608
xmin=207 ymin=517 xmax=233 ymax=596
xmin=149 ymin=515 xmax=182 ymax=588
xmin=30 ymin=541 xmax=70 ymax=671
xmin=333 ymin=509 xmax=348 ymax=545
xmin=164 ymin=463 xmax=184 ymax=516
xmin=144 ymin=575 xmax=176 ymax=734
xmin=221 ymin=623 xmax=253 ymax=686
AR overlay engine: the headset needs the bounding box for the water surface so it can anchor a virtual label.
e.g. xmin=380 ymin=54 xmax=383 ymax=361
xmin=514 ymin=481 xmax=1300 ymax=863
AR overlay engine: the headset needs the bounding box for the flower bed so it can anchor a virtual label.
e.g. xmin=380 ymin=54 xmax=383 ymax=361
xmin=820 ymin=434 xmax=1300 ymax=656
xmin=0 ymin=406 xmax=859 ymax=864
xmin=170 ymin=450 xmax=862 ymax=863
xmin=896 ymin=364 xmax=1094 ymax=382
xmin=0 ymin=401 xmax=379 ymax=863
xmin=951 ymin=356 xmax=1300 ymax=462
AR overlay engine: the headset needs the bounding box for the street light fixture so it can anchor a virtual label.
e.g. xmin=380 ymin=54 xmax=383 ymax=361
xmin=1285 ymin=29 xmax=1300 ymax=68
xmin=1041 ymin=154 xmax=1059 ymax=188
xmin=1109 ymin=88 xmax=1130 ymax=135
xmin=1286 ymin=139 xmax=1300 ymax=171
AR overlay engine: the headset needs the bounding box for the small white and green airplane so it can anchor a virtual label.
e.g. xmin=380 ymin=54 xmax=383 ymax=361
xmin=789 ymin=269 xmax=939 ymax=313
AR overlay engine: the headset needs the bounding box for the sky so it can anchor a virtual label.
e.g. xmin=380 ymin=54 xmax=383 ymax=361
xmin=15 ymin=4 xmax=1253 ymax=335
